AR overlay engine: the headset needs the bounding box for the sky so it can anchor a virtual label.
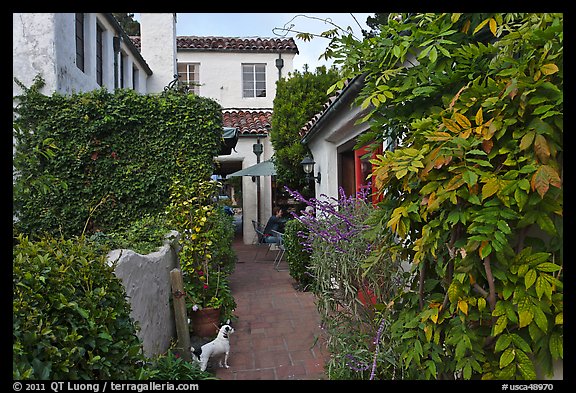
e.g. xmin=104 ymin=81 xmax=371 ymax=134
xmin=136 ymin=13 xmax=374 ymax=72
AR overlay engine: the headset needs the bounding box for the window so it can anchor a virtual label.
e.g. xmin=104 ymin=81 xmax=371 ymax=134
xmin=133 ymin=65 xmax=139 ymax=91
xmin=75 ymin=13 xmax=85 ymax=72
xmin=242 ymin=63 xmax=266 ymax=98
xmin=120 ymin=51 xmax=126 ymax=88
xmin=96 ymin=24 xmax=103 ymax=86
xmin=177 ymin=63 xmax=199 ymax=94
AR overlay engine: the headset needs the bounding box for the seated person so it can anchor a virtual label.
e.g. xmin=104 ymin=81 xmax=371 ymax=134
xmin=263 ymin=207 xmax=285 ymax=243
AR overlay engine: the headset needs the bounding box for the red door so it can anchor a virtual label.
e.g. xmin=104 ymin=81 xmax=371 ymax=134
xmin=354 ymin=144 xmax=383 ymax=205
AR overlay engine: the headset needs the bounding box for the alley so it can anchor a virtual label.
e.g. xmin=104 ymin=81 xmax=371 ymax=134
xmin=212 ymin=237 xmax=329 ymax=380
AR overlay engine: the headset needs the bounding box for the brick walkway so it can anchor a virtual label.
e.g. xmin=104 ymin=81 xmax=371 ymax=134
xmin=212 ymin=237 xmax=329 ymax=380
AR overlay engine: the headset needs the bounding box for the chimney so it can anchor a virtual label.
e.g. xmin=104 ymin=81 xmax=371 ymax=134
xmin=139 ymin=13 xmax=177 ymax=93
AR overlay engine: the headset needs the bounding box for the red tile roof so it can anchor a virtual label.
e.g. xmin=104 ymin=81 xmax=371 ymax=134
xmin=298 ymin=78 xmax=354 ymax=139
xmin=178 ymin=36 xmax=299 ymax=53
xmin=223 ymin=110 xmax=272 ymax=135
xmin=130 ymin=36 xmax=298 ymax=54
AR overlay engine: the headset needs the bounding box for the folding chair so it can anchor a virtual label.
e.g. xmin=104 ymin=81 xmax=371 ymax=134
xmin=252 ymin=220 xmax=272 ymax=257
xmin=271 ymin=230 xmax=287 ymax=271
xmin=252 ymin=220 xmax=265 ymax=244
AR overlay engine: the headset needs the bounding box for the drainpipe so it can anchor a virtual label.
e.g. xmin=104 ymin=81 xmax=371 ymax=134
xmin=275 ymin=54 xmax=284 ymax=81
xmin=253 ymin=136 xmax=264 ymax=225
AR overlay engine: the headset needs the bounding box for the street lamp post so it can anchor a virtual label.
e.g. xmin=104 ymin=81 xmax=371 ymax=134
xmin=253 ymin=137 xmax=263 ymax=224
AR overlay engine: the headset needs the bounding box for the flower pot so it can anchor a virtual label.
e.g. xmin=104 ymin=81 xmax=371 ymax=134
xmin=358 ymin=287 xmax=376 ymax=307
xmin=190 ymin=307 xmax=221 ymax=337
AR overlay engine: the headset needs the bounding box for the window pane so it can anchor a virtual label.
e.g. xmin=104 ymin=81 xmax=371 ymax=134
xmin=75 ymin=13 xmax=84 ymax=72
xmin=242 ymin=63 xmax=266 ymax=98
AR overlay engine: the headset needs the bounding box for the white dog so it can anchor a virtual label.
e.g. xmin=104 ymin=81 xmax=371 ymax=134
xmin=191 ymin=321 xmax=235 ymax=372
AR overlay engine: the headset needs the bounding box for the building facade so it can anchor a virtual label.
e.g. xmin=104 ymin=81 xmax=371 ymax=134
xmin=13 ymin=13 xmax=153 ymax=97
xmin=13 ymin=13 xmax=299 ymax=245
xmin=172 ymin=35 xmax=298 ymax=243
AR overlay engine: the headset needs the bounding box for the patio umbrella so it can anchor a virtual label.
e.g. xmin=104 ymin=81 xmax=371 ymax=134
xmin=227 ymin=160 xmax=276 ymax=177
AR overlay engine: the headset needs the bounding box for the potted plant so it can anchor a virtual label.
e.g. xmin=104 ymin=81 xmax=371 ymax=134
xmin=184 ymin=267 xmax=228 ymax=337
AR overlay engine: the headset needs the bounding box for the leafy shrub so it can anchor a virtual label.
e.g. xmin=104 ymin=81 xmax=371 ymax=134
xmin=283 ymin=218 xmax=314 ymax=290
xmin=285 ymin=186 xmax=407 ymax=380
xmin=13 ymin=234 xmax=146 ymax=380
xmin=147 ymin=349 xmax=217 ymax=380
xmin=13 ymin=78 xmax=223 ymax=239
xmin=88 ymin=213 xmax=172 ymax=255
xmin=329 ymin=13 xmax=563 ymax=379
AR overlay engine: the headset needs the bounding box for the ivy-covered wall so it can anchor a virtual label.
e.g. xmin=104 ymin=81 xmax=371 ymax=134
xmin=13 ymin=77 xmax=223 ymax=238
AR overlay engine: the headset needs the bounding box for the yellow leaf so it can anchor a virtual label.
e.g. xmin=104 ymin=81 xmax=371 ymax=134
xmin=454 ymin=112 xmax=471 ymax=129
xmin=473 ymin=18 xmax=490 ymax=35
xmin=461 ymin=128 xmax=472 ymax=139
xmin=442 ymin=117 xmax=461 ymax=133
xmin=424 ymin=325 xmax=433 ymax=341
xmin=478 ymin=297 xmax=486 ymax=312
xmin=475 ymin=107 xmax=483 ymax=126
xmin=482 ymin=177 xmax=500 ymax=200
xmin=533 ymin=70 xmax=542 ymax=82
xmin=519 ymin=131 xmax=535 ymax=151
xmin=458 ymin=299 xmax=469 ymax=315
xmin=541 ymin=63 xmax=559 ymax=76
xmin=426 ymin=131 xmax=452 ymax=142
xmin=489 ymin=18 xmax=497 ymax=36
xmin=518 ymin=309 xmax=534 ymax=328
xmin=555 ymin=312 xmax=563 ymax=325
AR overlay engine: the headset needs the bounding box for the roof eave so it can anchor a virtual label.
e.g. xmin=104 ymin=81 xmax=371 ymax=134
xmin=301 ymin=73 xmax=367 ymax=145
xmin=103 ymin=13 xmax=153 ymax=75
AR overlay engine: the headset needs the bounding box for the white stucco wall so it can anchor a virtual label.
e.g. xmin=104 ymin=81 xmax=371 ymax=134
xmin=218 ymin=135 xmax=274 ymax=243
xmin=13 ymin=13 xmax=151 ymax=96
xmin=107 ymin=231 xmax=180 ymax=357
xmin=140 ymin=13 xmax=177 ymax=93
xmin=176 ymin=50 xmax=294 ymax=109
xmin=306 ymin=102 xmax=373 ymax=203
xmin=13 ymin=13 xmax=59 ymax=96
xmin=178 ymin=46 xmax=294 ymax=243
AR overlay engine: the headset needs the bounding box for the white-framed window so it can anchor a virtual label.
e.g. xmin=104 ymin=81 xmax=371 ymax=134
xmin=242 ymin=63 xmax=266 ymax=98
xmin=177 ymin=62 xmax=200 ymax=94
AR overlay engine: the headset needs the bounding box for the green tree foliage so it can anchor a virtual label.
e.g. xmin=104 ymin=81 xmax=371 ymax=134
xmin=363 ymin=13 xmax=392 ymax=38
xmin=13 ymin=77 xmax=223 ymax=239
xmin=113 ymin=13 xmax=140 ymax=36
xmin=325 ymin=13 xmax=563 ymax=380
xmin=271 ymin=66 xmax=340 ymax=196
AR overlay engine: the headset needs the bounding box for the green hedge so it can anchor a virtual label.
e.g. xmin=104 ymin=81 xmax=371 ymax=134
xmin=13 ymin=77 xmax=223 ymax=239
xmin=13 ymin=235 xmax=146 ymax=380
xmin=283 ymin=219 xmax=314 ymax=290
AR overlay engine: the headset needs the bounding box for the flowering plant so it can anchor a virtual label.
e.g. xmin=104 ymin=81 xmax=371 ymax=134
xmin=166 ymin=178 xmax=236 ymax=319
xmin=183 ymin=267 xmax=228 ymax=311
xmin=285 ymin=185 xmax=406 ymax=379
